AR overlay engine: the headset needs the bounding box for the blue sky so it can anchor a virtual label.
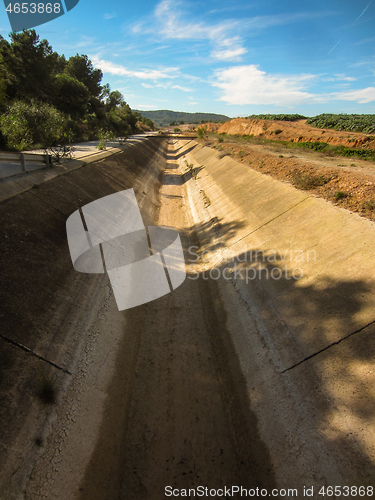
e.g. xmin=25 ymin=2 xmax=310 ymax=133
xmin=1 ymin=0 xmax=375 ymax=117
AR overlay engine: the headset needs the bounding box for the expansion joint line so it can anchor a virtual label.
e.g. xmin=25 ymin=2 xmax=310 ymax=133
xmin=282 ymin=318 xmax=375 ymax=374
xmin=227 ymin=197 xmax=309 ymax=250
xmin=0 ymin=333 xmax=72 ymax=375
xmin=28 ymin=190 xmax=66 ymax=216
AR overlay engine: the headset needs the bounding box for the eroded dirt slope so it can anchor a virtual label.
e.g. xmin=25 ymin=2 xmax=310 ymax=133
xmin=205 ymin=118 xmax=375 ymax=149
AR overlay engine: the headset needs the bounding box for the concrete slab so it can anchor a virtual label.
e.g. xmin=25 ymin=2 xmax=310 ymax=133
xmin=178 ymin=139 xmax=375 ymax=483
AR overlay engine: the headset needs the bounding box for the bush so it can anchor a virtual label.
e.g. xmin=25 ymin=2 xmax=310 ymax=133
xmin=334 ymin=191 xmax=348 ymax=200
xmin=306 ymin=114 xmax=375 ymax=134
xmin=217 ymin=136 xmax=224 ymax=143
xmin=97 ymin=128 xmax=115 ymax=150
xmin=197 ymin=125 xmax=207 ymax=140
xmin=292 ymin=173 xmax=330 ymax=190
xmin=248 ymin=114 xmax=306 ymax=122
xmin=0 ymin=99 xmax=68 ymax=150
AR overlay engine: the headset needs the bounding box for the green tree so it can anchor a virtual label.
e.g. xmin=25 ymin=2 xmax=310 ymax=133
xmin=0 ymin=30 xmax=59 ymax=102
xmin=52 ymin=74 xmax=90 ymax=118
xmin=0 ymin=100 xmax=68 ymax=150
xmin=64 ymin=54 xmax=103 ymax=98
xmin=106 ymin=90 xmax=124 ymax=111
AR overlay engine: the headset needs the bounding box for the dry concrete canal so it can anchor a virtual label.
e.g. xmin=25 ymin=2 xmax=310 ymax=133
xmin=1 ymin=135 xmax=375 ymax=499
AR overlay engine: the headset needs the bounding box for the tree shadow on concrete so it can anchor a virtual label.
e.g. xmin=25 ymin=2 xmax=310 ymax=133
xmin=181 ymin=217 xmax=375 ymax=485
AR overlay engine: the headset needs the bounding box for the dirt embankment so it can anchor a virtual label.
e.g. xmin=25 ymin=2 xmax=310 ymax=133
xmin=205 ymin=118 xmax=375 ymax=149
xmin=204 ymin=137 xmax=375 ymax=221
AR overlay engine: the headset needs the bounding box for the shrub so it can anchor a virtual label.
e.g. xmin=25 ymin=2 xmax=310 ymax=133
xmin=197 ymin=126 xmax=207 ymax=140
xmin=306 ymin=114 xmax=375 ymax=134
xmin=363 ymin=200 xmax=375 ymax=211
xmin=292 ymin=173 xmax=330 ymax=190
xmin=334 ymin=191 xmax=348 ymax=200
xmin=97 ymin=128 xmax=115 ymax=150
xmin=0 ymin=100 xmax=68 ymax=150
xmin=217 ymin=136 xmax=224 ymax=143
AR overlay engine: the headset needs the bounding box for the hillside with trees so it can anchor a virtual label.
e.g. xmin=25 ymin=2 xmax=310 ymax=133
xmin=135 ymin=109 xmax=230 ymax=127
xmin=0 ymin=30 xmax=154 ymax=150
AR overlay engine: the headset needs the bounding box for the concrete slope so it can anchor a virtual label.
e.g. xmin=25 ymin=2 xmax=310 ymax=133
xmin=178 ymin=138 xmax=375 ymax=487
xmin=1 ymin=137 xmax=277 ymax=500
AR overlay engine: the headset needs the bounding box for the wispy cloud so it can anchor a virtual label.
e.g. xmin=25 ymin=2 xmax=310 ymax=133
xmin=328 ymin=36 xmax=344 ymax=55
xmin=76 ymin=36 xmax=96 ymax=48
xmin=354 ymin=1 xmax=372 ymax=23
xmin=103 ymin=13 xmax=116 ymax=20
xmin=172 ymin=85 xmax=192 ymax=92
xmin=141 ymin=83 xmax=192 ymax=92
xmin=210 ymin=37 xmax=247 ymax=62
xmin=329 ymin=2 xmax=373 ymax=54
xmin=331 ymin=87 xmax=375 ymax=103
xmin=131 ymin=1 xmax=335 ymax=63
xmin=91 ymin=56 xmax=179 ymax=80
xmin=334 ymin=74 xmax=357 ymax=81
xmin=136 ymin=104 xmax=158 ymax=109
xmin=134 ymin=0 xmax=245 ymax=62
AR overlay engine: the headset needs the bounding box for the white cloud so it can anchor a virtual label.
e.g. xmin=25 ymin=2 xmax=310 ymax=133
xmin=331 ymin=87 xmax=375 ymax=104
xmin=136 ymin=104 xmax=158 ymax=109
xmin=134 ymin=1 xmax=335 ymax=63
xmin=212 ymin=65 xmax=375 ymax=106
xmin=76 ymin=36 xmax=96 ymax=48
xmin=211 ymin=46 xmax=247 ymax=62
xmin=91 ymin=56 xmax=179 ymax=80
xmin=172 ymin=85 xmax=192 ymax=92
xmin=334 ymin=74 xmax=357 ymax=82
xmin=151 ymin=0 xmax=247 ymax=62
xmin=188 ymin=102 xmax=198 ymax=105
xmin=103 ymin=13 xmax=115 ymax=20
xmin=213 ymin=65 xmax=316 ymax=106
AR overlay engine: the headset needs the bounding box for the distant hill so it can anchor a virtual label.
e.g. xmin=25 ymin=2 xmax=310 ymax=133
xmin=134 ymin=110 xmax=231 ymax=127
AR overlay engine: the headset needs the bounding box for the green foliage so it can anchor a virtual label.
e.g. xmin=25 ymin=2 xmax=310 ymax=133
xmin=197 ymin=125 xmax=208 ymax=140
xmin=52 ymin=73 xmax=90 ymax=118
xmin=0 ymin=100 xmax=67 ymax=150
xmin=64 ymin=53 xmax=103 ymax=98
xmin=217 ymin=136 xmax=224 ymax=143
xmin=97 ymin=129 xmax=115 ymax=150
xmin=0 ymin=29 xmax=142 ymax=149
xmin=334 ymin=191 xmax=348 ymax=200
xmin=0 ymin=30 xmax=58 ymax=102
xmin=280 ymin=140 xmax=375 ymax=161
xmin=306 ymin=114 xmax=375 ymax=134
xmin=248 ymin=114 xmax=306 ymax=122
